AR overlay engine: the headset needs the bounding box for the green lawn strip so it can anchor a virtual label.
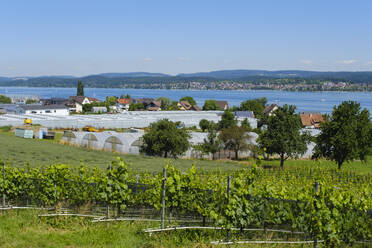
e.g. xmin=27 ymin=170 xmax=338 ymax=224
xmin=0 ymin=133 xmax=245 ymax=172
xmin=0 ymin=132 xmax=371 ymax=174
xmin=259 ymin=157 xmax=372 ymax=175
xmin=0 ymin=210 xmax=150 ymax=248
xmin=0 ymin=210 xmax=321 ymax=248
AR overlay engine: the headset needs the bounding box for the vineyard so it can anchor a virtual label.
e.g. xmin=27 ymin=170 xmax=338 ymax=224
xmin=0 ymin=159 xmax=371 ymax=247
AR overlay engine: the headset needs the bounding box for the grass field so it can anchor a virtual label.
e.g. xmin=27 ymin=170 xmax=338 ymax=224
xmin=1 ymin=210 xmax=367 ymax=248
xmin=0 ymin=133 xmax=244 ymax=172
xmin=0 ymin=210 xmax=322 ymax=248
xmin=0 ymin=131 xmax=370 ymax=247
xmin=0 ymin=132 xmax=371 ymax=174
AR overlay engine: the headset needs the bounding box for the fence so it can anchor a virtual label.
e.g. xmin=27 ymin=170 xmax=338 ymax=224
xmin=0 ymin=162 xmax=371 ymax=246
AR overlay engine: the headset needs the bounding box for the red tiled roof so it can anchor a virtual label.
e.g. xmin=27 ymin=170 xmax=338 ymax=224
xmin=117 ymin=98 xmax=132 ymax=104
xmin=180 ymin=101 xmax=192 ymax=110
xmin=151 ymin=100 xmax=162 ymax=108
xmin=300 ymin=114 xmax=312 ymax=126
xmin=300 ymin=113 xmax=324 ymax=128
xmin=311 ymin=113 xmax=324 ymax=123
xmin=264 ymin=104 xmax=278 ymax=115
xmin=87 ymin=97 xmax=100 ymax=102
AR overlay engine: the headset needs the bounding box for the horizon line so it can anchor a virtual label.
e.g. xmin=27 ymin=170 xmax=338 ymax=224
xmin=3 ymin=68 xmax=372 ymax=78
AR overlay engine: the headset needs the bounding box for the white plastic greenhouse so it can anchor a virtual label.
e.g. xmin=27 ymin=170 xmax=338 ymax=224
xmin=0 ymin=111 xmax=223 ymax=129
xmin=62 ymin=129 xmax=315 ymax=159
xmin=63 ymin=131 xmax=144 ymax=155
xmin=62 ymin=131 xmax=88 ymax=144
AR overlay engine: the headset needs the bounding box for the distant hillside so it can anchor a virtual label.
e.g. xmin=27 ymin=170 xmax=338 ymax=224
xmin=97 ymin=72 xmax=171 ymax=78
xmin=37 ymin=75 xmax=76 ymax=79
xmin=0 ymin=75 xmax=214 ymax=88
xmin=1 ymin=70 xmax=372 ymax=88
xmin=177 ymin=69 xmax=372 ymax=81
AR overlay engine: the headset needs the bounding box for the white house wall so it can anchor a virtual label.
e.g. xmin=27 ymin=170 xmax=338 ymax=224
xmin=25 ymin=108 xmax=69 ymax=116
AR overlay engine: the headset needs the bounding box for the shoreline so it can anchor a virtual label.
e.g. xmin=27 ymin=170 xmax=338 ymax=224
xmin=0 ymin=86 xmax=371 ymax=93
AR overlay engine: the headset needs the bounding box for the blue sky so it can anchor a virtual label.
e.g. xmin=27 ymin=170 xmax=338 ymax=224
xmin=1 ymin=0 xmax=372 ymax=76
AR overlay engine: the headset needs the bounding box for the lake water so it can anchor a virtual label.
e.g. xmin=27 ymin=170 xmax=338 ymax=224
xmin=0 ymin=87 xmax=371 ymax=114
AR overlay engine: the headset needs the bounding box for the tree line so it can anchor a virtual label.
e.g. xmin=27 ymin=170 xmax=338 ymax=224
xmin=2 ymin=73 xmax=372 ymax=88
xmin=140 ymin=101 xmax=372 ymax=170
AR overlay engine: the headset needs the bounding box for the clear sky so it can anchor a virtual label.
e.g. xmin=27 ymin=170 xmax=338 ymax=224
xmin=1 ymin=0 xmax=372 ymax=76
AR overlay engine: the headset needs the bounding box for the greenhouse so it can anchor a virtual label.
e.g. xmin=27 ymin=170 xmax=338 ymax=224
xmin=184 ymin=132 xmax=210 ymax=159
xmin=81 ymin=133 xmax=99 ymax=149
xmin=63 ymin=131 xmax=145 ymax=154
xmin=103 ymin=136 xmax=123 ymax=153
xmin=52 ymin=129 xmax=316 ymax=159
xmin=62 ymin=131 xmax=87 ymax=144
xmin=0 ymin=111 xmax=223 ymax=129
xmin=102 ymin=132 xmax=143 ymax=154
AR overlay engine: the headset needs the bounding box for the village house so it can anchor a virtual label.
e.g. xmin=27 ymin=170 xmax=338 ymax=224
xmin=178 ymin=101 xmax=192 ymax=110
xmin=41 ymin=98 xmax=69 ymax=106
xmin=146 ymin=100 xmax=162 ymax=111
xmin=264 ymin=104 xmax=278 ymax=116
xmin=117 ymin=98 xmax=133 ymax=112
xmin=67 ymin=96 xmax=100 ymax=113
xmin=215 ymin=100 xmax=229 ymax=110
xmin=133 ymin=98 xmax=154 ymax=108
xmin=300 ymin=112 xmax=324 ymax=129
xmin=20 ymin=104 xmax=70 ymax=116
xmin=176 ymin=101 xmax=202 ymax=111
xmin=92 ymin=106 xmax=107 ymax=113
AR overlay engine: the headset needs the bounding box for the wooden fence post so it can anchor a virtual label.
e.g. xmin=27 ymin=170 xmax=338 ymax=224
xmin=135 ymin=174 xmax=139 ymax=194
xmin=314 ymin=182 xmax=319 ymax=248
xmin=226 ymin=176 xmax=232 ymax=240
xmin=161 ymin=168 xmax=167 ymax=229
xmin=2 ymin=161 xmax=5 ymax=213
xmin=107 ymin=163 xmax=112 ymax=220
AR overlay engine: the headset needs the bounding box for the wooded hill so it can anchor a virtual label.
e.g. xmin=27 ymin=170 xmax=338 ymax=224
xmin=1 ymin=70 xmax=372 ymax=88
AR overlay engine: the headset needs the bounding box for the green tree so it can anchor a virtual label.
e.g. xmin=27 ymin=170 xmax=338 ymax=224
xmin=77 ymin=80 xmax=84 ymax=96
xmin=199 ymin=119 xmax=210 ymax=132
xmin=0 ymin=95 xmax=11 ymax=104
xmin=105 ymin=96 xmax=118 ymax=106
xmin=258 ymin=105 xmax=310 ymax=168
xmin=26 ymin=99 xmax=38 ymax=104
xmin=240 ymin=99 xmax=264 ymax=118
xmin=314 ymin=101 xmax=372 ymax=170
xmin=82 ymin=101 xmax=107 ymax=113
xmin=83 ymin=103 xmax=93 ymax=113
xmin=203 ymin=100 xmax=220 ymax=110
xmin=200 ymin=129 xmax=221 ymax=160
xmin=157 ymin=97 xmax=171 ymax=110
xmin=129 ymin=103 xmax=145 ymax=111
xmin=169 ymin=101 xmax=180 ymax=110
xmin=141 ymin=119 xmax=190 ymax=158
xmin=256 ymin=97 xmax=268 ymax=107
xmin=120 ymin=94 xmax=131 ymax=99
xmin=180 ymin=96 xmax=196 ymax=106
xmin=218 ymin=109 xmax=237 ymax=130
xmin=240 ymin=118 xmax=252 ymax=130
xmin=219 ymin=125 xmax=252 ymax=160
